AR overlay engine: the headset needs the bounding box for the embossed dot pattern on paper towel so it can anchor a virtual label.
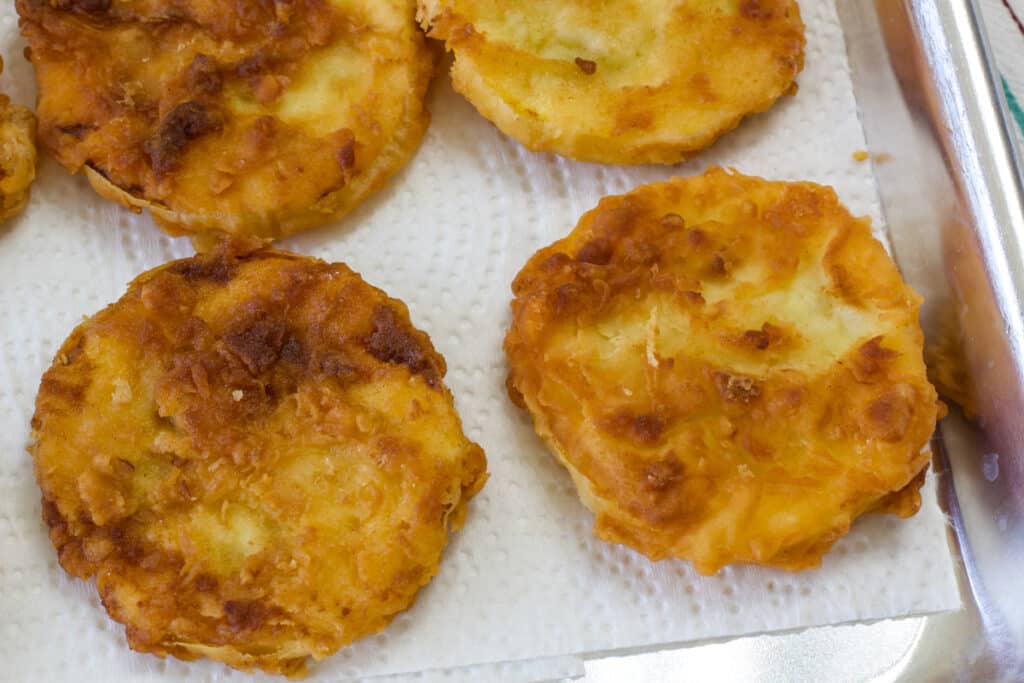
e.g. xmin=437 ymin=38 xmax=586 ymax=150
xmin=0 ymin=1 xmax=960 ymax=681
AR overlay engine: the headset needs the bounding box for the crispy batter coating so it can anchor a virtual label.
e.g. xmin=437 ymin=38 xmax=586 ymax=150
xmin=0 ymin=55 xmax=37 ymax=221
xmin=417 ymin=0 xmax=805 ymax=164
xmin=925 ymin=304 xmax=977 ymax=419
xmin=30 ymin=241 xmax=487 ymax=676
xmin=17 ymin=0 xmax=434 ymax=244
xmin=505 ymin=168 xmax=939 ymax=575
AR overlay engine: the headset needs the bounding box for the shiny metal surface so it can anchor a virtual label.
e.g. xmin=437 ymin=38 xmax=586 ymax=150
xmin=846 ymin=0 xmax=1024 ymax=678
xmin=579 ymin=0 xmax=1024 ymax=680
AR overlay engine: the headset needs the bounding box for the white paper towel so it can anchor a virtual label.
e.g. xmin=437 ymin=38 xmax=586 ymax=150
xmin=0 ymin=1 xmax=961 ymax=681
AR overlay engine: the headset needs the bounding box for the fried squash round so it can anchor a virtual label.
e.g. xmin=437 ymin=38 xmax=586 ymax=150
xmin=0 ymin=55 xmax=37 ymax=222
xmin=17 ymin=0 xmax=434 ymax=244
xmin=30 ymin=240 xmax=487 ymax=676
xmin=505 ymin=168 xmax=939 ymax=575
xmin=417 ymin=0 xmax=805 ymax=164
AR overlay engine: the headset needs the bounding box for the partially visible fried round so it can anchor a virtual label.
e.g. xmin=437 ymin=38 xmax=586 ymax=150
xmin=418 ymin=0 xmax=805 ymax=164
xmin=0 ymin=55 xmax=37 ymax=221
xmin=31 ymin=241 xmax=487 ymax=676
xmin=504 ymin=168 xmax=939 ymax=575
xmin=18 ymin=0 xmax=434 ymax=244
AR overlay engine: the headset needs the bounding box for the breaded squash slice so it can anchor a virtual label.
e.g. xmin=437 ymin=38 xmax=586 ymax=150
xmin=31 ymin=240 xmax=487 ymax=676
xmin=505 ymin=168 xmax=939 ymax=575
xmin=18 ymin=0 xmax=434 ymax=245
xmin=419 ymin=0 xmax=805 ymax=163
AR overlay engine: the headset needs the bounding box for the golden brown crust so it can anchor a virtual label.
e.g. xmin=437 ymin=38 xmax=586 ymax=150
xmin=31 ymin=240 xmax=487 ymax=676
xmin=18 ymin=0 xmax=434 ymax=243
xmin=504 ymin=168 xmax=939 ymax=575
xmin=0 ymin=55 xmax=37 ymax=221
xmin=925 ymin=303 xmax=977 ymax=419
xmin=418 ymin=0 xmax=805 ymax=164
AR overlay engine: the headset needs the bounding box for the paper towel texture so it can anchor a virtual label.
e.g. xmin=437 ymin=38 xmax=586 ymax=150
xmin=0 ymin=1 xmax=961 ymax=681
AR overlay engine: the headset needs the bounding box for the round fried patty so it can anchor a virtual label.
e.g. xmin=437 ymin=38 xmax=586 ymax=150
xmin=0 ymin=55 xmax=37 ymax=221
xmin=505 ymin=168 xmax=939 ymax=575
xmin=31 ymin=241 xmax=487 ymax=675
xmin=18 ymin=0 xmax=434 ymax=244
xmin=418 ymin=0 xmax=805 ymax=164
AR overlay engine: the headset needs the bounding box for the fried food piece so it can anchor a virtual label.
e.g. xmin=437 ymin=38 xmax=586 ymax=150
xmin=30 ymin=241 xmax=487 ymax=676
xmin=18 ymin=0 xmax=434 ymax=245
xmin=417 ymin=0 xmax=805 ymax=164
xmin=0 ymin=55 xmax=37 ymax=221
xmin=505 ymin=168 xmax=939 ymax=575
xmin=925 ymin=302 xmax=978 ymax=420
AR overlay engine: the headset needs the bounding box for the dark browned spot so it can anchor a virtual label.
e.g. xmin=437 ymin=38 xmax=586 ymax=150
xmin=223 ymin=600 xmax=267 ymax=631
xmin=169 ymin=257 xmax=234 ymax=283
xmin=57 ymin=123 xmax=95 ymax=139
xmin=52 ymin=0 xmax=110 ymax=14
xmin=364 ymin=305 xmax=440 ymax=386
xmin=827 ymin=264 xmax=859 ymax=305
xmin=862 ymin=384 xmax=915 ymax=442
xmin=280 ymin=336 xmax=307 ymax=364
xmin=743 ymin=329 xmax=771 ymax=350
xmin=707 ymin=254 xmax=728 ymax=277
xmin=252 ymin=75 xmax=284 ymax=104
xmin=540 ymin=252 xmax=572 ymax=272
xmin=860 ymin=336 xmax=899 ymax=361
xmin=633 ymin=414 xmax=664 ymax=443
xmin=177 ymin=477 xmax=192 ymax=501
xmin=185 ymin=54 xmax=222 ymax=96
xmin=644 ymin=456 xmax=683 ymax=491
xmin=575 ymin=57 xmax=597 ymax=75
xmin=576 ymin=239 xmax=612 ymax=265
xmin=592 ymin=205 xmax=638 ymax=239
xmin=740 ymin=0 xmax=777 ymax=20
xmin=739 ymin=323 xmax=783 ymax=351
xmin=714 ymin=372 xmax=761 ymax=404
xmin=317 ymin=354 xmax=361 ymax=382
xmin=145 ymin=101 xmax=223 ymax=176
xmin=39 ymin=376 xmax=86 ymax=405
xmin=194 ymin=574 xmax=218 ymax=592
xmin=334 ymin=129 xmax=356 ymax=173
xmin=614 ymin=109 xmax=655 ymax=134
xmin=683 ymin=290 xmax=705 ymax=305
xmin=689 ymin=72 xmax=717 ymax=103
xmin=851 ymin=336 xmax=900 ymax=382
xmin=505 ymin=373 xmax=526 ymax=409
xmin=600 ymin=410 xmax=666 ymax=445
xmin=41 ymin=498 xmax=66 ymax=531
xmin=236 ymin=52 xmax=267 ymax=78
xmin=553 ymin=282 xmax=584 ymax=314
xmin=686 ymin=228 xmax=708 ymax=246
xmin=108 ymin=524 xmax=144 ymax=562
xmin=224 ymin=318 xmax=288 ymax=375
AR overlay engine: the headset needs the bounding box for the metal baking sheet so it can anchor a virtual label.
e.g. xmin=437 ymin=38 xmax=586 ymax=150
xmin=581 ymin=0 xmax=1024 ymax=680
xmin=1 ymin=1 xmax=1018 ymax=681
